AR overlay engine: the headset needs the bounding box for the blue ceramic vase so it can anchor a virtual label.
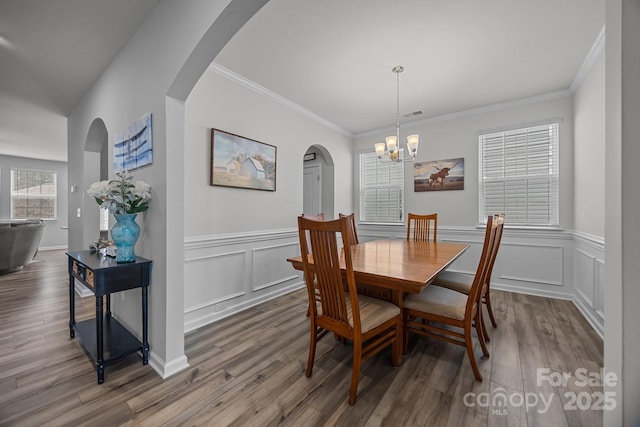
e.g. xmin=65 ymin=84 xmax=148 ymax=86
xmin=110 ymin=213 xmax=140 ymax=263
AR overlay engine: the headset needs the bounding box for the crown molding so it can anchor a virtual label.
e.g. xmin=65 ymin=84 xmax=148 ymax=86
xmin=570 ymin=25 xmax=606 ymax=92
xmin=355 ymin=89 xmax=573 ymax=139
xmin=208 ymin=62 xmax=353 ymax=138
xmin=212 ymin=22 xmax=605 ymax=143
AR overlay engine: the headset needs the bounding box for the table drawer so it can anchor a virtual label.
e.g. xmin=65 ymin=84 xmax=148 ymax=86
xmin=72 ymin=260 xmax=95 ymax=287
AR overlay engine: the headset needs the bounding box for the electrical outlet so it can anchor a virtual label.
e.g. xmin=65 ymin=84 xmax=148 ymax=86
xmin=76 ymin=208 xmax=81 ymax=217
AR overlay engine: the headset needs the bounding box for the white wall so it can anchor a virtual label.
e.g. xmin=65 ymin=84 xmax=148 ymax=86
xmin=67 ymin=0 xmax=266 ymax=379
xmin=572 ymin=45 xmax=606 ymax=340
xmin=353 ymin=95 xmax=575 ymax=229
xmin=574 ymin=49 xmax=605 ymax=238
xmin=605 ymin=0 xmax=640 ymax=424
xmin=352 ymin=93 xmax=608 ymax=338
xmin=184 ymin=67 xmax=352 ymax=236
xmin=182 ymin=66 xmax=352 ymax=330
xmin=0 ymin=155 xmax=68 ymax=249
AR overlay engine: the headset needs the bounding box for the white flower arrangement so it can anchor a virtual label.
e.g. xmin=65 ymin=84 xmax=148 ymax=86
xmin=87 ymin=171 xmax=151 ymax=215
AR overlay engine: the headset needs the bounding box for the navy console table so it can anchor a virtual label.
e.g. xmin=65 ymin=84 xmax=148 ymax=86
xmin=67 ymin=250 xmax=152 ymax=384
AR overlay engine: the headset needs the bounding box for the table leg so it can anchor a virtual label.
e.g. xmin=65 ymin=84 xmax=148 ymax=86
xmin=141 ymin=285 xmax=149 ymax=365
xmin=96 ymin=295 xmax=104 ymax=384
xmin=69 ymin=273 xmax=75 ymax=338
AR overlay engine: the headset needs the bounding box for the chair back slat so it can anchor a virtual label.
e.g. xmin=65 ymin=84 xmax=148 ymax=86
xmin=298 ymin=216 xmax=358 ymax=330
xmin=339 ymin=213 xmax=359 ymax=245
xmin=407 ymin=213 xmax=438 ymax=242
xmin=465 ymin=215 xmax=499 ymax=317
xmin=482 ymin=213 xmax=505 ymax=296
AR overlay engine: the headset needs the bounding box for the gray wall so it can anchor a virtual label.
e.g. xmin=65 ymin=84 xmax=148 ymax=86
xmin=0 ymin=155 xmax=68 ymax=249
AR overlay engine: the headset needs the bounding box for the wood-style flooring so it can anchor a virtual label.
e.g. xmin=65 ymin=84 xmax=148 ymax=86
xmin=0 ymin=250 xmax=603 ymax=426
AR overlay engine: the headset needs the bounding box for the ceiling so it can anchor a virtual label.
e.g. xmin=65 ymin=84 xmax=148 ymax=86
xmin=0 ymin=0 xmax=161 ymax=161
xmin=0 ymin=0 xmax=604 ymax=162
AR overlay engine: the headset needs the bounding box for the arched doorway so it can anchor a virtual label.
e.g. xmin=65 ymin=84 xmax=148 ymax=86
xmin=303 ymin=145 xmax=334 ymax=219
xmin=83 ymin=118 xmax=108 ymax=246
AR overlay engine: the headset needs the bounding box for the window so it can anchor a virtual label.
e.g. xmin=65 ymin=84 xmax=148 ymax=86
xmin=478 ymin=122 xmax=559 ymax=226
xmin=359 ymin=151 xmax=404 ymax=223
xmin=11 ymin=169 xmax=57 ymax=219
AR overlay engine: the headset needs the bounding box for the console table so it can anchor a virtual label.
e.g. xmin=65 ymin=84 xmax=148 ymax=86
xmin=67 ymin=250 xmax=152 ymax=384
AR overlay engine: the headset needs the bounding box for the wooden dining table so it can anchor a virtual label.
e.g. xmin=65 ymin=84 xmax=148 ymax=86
xmin=287 ymin=239 xmax=470 ymax=361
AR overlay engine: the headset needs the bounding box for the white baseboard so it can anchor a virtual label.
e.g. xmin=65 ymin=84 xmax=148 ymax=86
xmin=72 ymin=278 xmax=93 ymax=298
xmin=148 ymin=351 xmax=190 ymax=379
xmin=572 ymin=295 xmax=604 ymax=339
xmin=491 ymin=283 xmax=573 ymax=301
xmin=491 ymin=283 xmax=603 ymax=340
xmin=184 ymin=281 xmax=304 ymax=333
xmin=39 ymin=245 xmax=68 ymax=251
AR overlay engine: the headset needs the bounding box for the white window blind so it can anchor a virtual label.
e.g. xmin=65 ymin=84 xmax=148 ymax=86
xmin=10 ymin=168 xmax=57 ymax=219
xmin=478 ymin=122 xmax=559 ymax=226
xmin=359 ymin=151 xmax=404 ymax=223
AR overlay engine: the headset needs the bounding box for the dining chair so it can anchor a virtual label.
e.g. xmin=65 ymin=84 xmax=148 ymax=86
xmin=403 ymin=215 xmax=498 ymax=381
xmin=301 ymin=213 xmax=325 ymax=221
xmin=301 ymin=213 xmax=324 ymax=317
xmin=406 ymin=212 xmax=438 ymax=242
xmin=339 ymin=212 xmax=359 ymax=245
xmin=432 ymin=213 xmax=505 ymax=340
xmin=298 ymin=215 xmax=401 ymax=405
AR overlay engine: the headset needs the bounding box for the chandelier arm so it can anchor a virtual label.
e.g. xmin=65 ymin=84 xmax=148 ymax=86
xmin=375 ymin=65 xmax=418 ymax=163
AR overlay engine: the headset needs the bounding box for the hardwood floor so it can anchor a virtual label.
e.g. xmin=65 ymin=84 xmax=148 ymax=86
xmin=0 ymin=250 xmax=603 ymax=426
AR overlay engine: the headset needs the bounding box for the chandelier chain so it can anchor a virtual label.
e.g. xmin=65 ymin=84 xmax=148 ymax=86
xmin=396 ymin=67 xmax=400 ymax=143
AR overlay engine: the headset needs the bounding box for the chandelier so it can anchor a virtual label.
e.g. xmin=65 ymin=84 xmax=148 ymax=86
xmin=374 ymin=66 xmax=419 ymax=163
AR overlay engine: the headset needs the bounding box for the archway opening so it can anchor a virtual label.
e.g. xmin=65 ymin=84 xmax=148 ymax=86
xmin=83 ymin=118 xmax=109 ymax=245
xmin=303 ymin=144 xmax=334 ymax=219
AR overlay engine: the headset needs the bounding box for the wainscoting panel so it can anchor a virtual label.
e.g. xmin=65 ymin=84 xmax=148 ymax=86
xmin=574 ymin=249 xmax=596 ymax=306
xmin=184 ymin=250 xmax=247 ymax=315
xmin=573 ymin=232 xmax=605 ymax=337
xmin=184 ymin=229 xmax=303 ymax=332
xmin=252 ymin=242 xmax=300 ymax=292
xmin=184 ymin=226 xmax=604 ymax=338
xmin=358 ymin=223 xmax=603 ymax=336
xmin=495 ymin=242 xmax=564 ymax=287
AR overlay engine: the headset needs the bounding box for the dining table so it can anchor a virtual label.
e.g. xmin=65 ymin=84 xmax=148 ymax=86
xmin=287 ymin=238 xmax=470 ymax=362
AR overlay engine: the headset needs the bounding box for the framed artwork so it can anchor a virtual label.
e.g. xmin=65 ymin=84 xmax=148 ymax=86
xmin=414 ymin=157 xmax=464 ymax=191
xmin=210 ymin=129 xmax=276 ymax=191
xmin=114 ymin=112 xmax=153 ymax=171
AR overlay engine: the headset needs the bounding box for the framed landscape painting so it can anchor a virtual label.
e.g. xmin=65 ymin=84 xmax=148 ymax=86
xmin=210 ymin=129 xmax=277 ymax=191
xmin=414 ymin=157 xmax=464 ymax=191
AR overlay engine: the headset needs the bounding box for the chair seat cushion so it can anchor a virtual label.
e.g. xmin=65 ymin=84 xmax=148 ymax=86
xmin=346 ymin=294 xmax=400 ymax=333
xmin=404 ymin=285 xmax=468 ymax=321
xmin=433 ymin=277 xmax=471 ymax=294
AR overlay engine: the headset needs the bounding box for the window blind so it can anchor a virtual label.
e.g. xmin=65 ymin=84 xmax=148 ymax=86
xmin=11 ymin=169 xmax=58 ymax=219
xmin=359 ymin=151 xmax=404 ymax=223
xmin=478 ymin=122 xmax=559 ymax=226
